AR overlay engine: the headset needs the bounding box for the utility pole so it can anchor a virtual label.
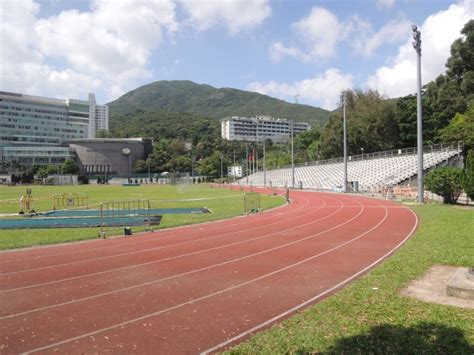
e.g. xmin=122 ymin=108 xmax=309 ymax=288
xmin=263 ymin=135 xmax=266 ymax=187
xmin=343 ymin=93 xmax=348 ymax=193
xmin=246 ymin=143 xmax=249 ymax=185
xmin=412 ymin=24 xmax=424 ymax=203
xmin=220 ymin=153 xmax=223 ymax=181
xmin=291 ymin=120 xmax=295 ymax=189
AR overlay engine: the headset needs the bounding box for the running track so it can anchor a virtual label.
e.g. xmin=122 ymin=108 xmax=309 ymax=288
xmin=0 ymin=188 xmax=418 ymax=354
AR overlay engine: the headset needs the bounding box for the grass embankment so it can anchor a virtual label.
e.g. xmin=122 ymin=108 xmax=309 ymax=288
xmin=0 ymin=184 xmax=284 ymax=250
xmin=228 ymin=203 xmax=474 ymax=354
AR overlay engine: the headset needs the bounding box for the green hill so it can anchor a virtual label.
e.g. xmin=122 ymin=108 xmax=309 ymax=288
xmin=107 ymin=80 xmax=330 ymax=127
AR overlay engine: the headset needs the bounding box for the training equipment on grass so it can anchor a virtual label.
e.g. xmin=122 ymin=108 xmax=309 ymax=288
xmin=19 ymin=188 xmax=34 ymax=213
xmin=244 ymin=192 xmax=261 ymax=214
xmin=52 ymin=193 xmax=88 ymax=210
xmin=0 ymin=207 xmax=209 ymax=229
xmin=99 ymin=199 xmax=161 ymax=238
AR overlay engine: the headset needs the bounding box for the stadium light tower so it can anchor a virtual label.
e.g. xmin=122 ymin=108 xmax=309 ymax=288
xmin=291 ymin=120 xmax=295 ymax=189
xmin=412 ymin=24 xmax=424 ymax=203
xmin=342 ymin=93 xmax=348 ymax=193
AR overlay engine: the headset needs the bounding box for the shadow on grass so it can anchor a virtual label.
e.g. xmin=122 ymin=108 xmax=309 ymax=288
xmin=301 ymin=322 xmax=473 ymax=354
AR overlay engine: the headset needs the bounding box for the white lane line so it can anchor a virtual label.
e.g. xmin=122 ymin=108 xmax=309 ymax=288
xmin=0 ymin=195 xmax=315 ymax=276
xmin=0 ymin=196 xmax=332 ymax=293
xmin=1 ymin=197 xmax=359 ymax=319
xmin=201 ymin=203 xmax=418 ymax=354
xmin=0 ymin=193 xmax=298 ymax=264
xmin=22 ymin=196 xmax=383 ymax=355
xmin=0 ymin=191 xmax=291 ymax=261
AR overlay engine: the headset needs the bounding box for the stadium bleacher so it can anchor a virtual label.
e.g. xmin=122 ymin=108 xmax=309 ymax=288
xmin=235 ymin=143 xmax=462 ymax=192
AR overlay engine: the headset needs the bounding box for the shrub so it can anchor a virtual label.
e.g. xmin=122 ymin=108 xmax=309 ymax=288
xmin=461 ymin=151 xmax=474 ymax=200
xmin=425 ymin=167 xmax=463 ymax=204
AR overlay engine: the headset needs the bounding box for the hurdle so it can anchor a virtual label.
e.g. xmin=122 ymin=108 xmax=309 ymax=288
xmin=244 ymin=192 xmax=261 ymax=214
xmin=99 ymin=199 xmax=157 ymax=239
xmin=52 ymin=193 xmax=88 ymax=210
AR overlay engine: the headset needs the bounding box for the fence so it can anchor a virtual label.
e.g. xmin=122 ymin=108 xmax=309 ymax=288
xmin=52 ymin=193 xmax=88 ymax=210
xmin=99 ymin=199 xmax=159 ymax=238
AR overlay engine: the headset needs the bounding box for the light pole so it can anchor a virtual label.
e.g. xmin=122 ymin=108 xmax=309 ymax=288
xmin=412 ymin=24 xmax=424 ymax=203
xmin=220 ymin=153 xmax=223 ymax=181
xmin=245 ymin=143 xmax=249 ymax=185
xmin=360 ymin=147 xmax=364 ymax=159
xmin=291 ymin=120 xmax=295 ymax=189
xmin=263 ymin=135 xmax=266 ymax=187
xmin=343 ymin=94 xmax=348 ymax=193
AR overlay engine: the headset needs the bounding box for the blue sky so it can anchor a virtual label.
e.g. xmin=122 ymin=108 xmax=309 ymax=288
xmin=1 ymin=0 xmax=473 ymax=109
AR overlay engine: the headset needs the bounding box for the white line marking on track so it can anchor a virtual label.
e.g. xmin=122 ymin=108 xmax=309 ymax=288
xmin=22 ymin=196 xmax=389 ymax=354
xmin=0 ymin=195 xmax=316 ymax=275
xmin=2 ymin=196 xmax=358 ymax=319
xmin=201 ymin=203 xmax=418 ymax=354
xmin=0 ymin=196 xmax=333 ymax=293
xmin=0 ymin=193 xmax=308 ymax=266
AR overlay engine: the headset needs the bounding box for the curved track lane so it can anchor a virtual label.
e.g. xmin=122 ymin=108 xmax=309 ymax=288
xmin=0 ymin=189 xmax=417 ymax=354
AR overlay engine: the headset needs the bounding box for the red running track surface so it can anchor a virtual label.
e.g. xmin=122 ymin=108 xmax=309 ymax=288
xmin=0 ymin=189 xmax=417 ymax=354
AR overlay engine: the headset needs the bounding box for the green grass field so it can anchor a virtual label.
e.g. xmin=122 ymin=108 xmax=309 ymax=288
xmin=228 ymin=203 xmax=474 ymax=354
xmin=0 ymin=184 xmax=284 ymax=250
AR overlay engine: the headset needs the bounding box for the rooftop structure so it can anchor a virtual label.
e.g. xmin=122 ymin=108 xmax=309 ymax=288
xmin=221 ymin=116 xmax=310 ymax=143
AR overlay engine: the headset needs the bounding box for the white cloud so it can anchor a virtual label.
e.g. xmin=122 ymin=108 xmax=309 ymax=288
xmin=248 ymin=68 xmax=353 ymax=110
xmin=367 ymin=0 xmax=474 ymax=98
xmin=181 ymin=0 xmax=271 ymax=34
xmin=376 ymin=0 xmax=396 ymax=9
xmin=270 ymin=6 xmax=409 ymax=62
xmin=351 ymin=17 xmax=412 ymax=57
xmin=270 ymin=7 xmax=347 ymax=62
xmin=0 ymin=0 xmax=177 ymax=101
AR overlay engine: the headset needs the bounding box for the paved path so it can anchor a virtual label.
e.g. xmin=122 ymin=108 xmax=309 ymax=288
xmin=0 ymin=189 xmax=417 ymax=354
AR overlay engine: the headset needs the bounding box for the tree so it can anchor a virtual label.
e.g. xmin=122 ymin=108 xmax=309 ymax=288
xmin=62 ymin=159 xmax=79 ymax=174
xmin=95 ymin=129 xmax=113 ymax=138
xmin=319 ymin=90 xmax=399 ymax=159
xmin=425 ymin=167 xmax=463 ymax=204
xmin=438 ymin=102 xmax=474 ymax=146
xmin=461 ymin=151 xmax=474 ymax=201
xmin=424 ymin=20 xmax=474 ymax=136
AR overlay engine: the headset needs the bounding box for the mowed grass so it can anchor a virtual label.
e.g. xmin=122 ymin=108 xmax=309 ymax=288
xmin=228 ymin=203 xmax=474 ymax=354
xmin=0 ymin=184 xmax=284 ymax=250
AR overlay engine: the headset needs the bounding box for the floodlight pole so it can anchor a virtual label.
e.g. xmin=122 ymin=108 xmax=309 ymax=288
xmin=412 ymin=25 xmax=424 ymax=203
xmin=245 ymin=143 xmax=249 ymax=185
xmin=291 ymin=120 xmax=295 ymax=189
xmin=220 ymin=153 xmax=223 ymax=181
xmin=343 ymin=94 xmax=348 ymax=193
xmin=263 ymin=135 xmax=266 ymax=187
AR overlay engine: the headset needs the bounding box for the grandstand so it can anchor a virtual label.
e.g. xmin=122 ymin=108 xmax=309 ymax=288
xmin=237 ymin=143 xmax=463 ymax=192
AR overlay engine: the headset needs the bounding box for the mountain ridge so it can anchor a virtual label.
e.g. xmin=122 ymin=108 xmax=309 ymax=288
xmin=107 ymin=80 xmax=330 ymax=127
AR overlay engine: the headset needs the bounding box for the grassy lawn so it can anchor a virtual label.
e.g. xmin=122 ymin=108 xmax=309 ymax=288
xmin=228 ymin=203 xmax=474 ymax=354
xmin=0 ymin=184 xmax=284 ymax=250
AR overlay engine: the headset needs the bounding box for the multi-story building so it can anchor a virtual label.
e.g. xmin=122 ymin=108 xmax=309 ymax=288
xmin=221 ymin=116 xmax=310 ymax=143
xmin=87 ymin=93 xmax=109 ymax=138
xmin=0 ymin=91 xmax=108 ymax=146
xmin=0 ymin=91 xmax=109 ymax=169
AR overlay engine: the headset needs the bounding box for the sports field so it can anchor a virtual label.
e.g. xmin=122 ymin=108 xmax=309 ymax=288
xmin=0 ymin=184 xmax=285 ymax=250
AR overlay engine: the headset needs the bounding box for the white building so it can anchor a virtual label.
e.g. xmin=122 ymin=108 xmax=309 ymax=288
xmin=88 ymin=93 xmax=109 ymax=138
xmin=0 ymin=91 xmax=109 ymax=169
xmin=221 ymin=116 xmax=310 ymax=143
xmin=227 ymin=165 xmax=243 ymax=178
xmin=0 ymin=91 xmax=108 ymax=146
